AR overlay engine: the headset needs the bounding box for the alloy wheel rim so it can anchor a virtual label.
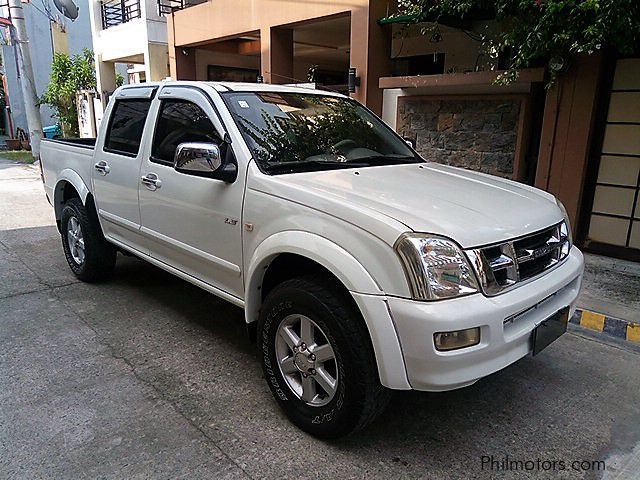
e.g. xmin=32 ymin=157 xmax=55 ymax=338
xmin=275 ymin=314 xmax=339 ymax=407
xmin=67 ymin=216 xmax=85 ymax=265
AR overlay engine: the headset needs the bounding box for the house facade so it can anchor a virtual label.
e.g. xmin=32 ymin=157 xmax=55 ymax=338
xmin=87 ymin=0 xmax=189 ymax=102
xmin=165 ymin=0 xmax=639 ymax=261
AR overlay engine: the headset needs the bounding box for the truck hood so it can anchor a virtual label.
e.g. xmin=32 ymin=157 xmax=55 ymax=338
xmin=276 ymin=163 xmax=563 ymax=248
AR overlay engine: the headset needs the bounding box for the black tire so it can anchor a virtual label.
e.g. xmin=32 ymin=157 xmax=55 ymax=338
xmin=60 ymin=198 xmax=116 ymax=282
xmin=258 ymin=274 xmax=390 ymax=438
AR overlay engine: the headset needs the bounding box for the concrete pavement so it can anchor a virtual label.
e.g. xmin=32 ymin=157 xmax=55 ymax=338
xmin=578 ymin=254 xmax=640 ymax=324
xmin=1 ymin=159 xmax=640 ymax=479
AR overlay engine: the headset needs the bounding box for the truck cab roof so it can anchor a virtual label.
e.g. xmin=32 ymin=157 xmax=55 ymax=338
xmin=115 ymin=80 xmax=346 ymax=98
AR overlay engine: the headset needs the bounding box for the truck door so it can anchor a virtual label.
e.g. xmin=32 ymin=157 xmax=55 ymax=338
xmin=137 ymin=86 xmax=244 ymax=300
xmin=92 ymin=87 xmax=156 ymax=254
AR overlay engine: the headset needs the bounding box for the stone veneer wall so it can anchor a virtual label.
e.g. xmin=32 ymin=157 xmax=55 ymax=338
xmin=396 ymin=97 xmax=521 ymax=178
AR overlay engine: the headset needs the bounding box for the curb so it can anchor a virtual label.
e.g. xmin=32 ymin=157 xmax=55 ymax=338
xmin=571 ymin=309 xmax=640 ymax=345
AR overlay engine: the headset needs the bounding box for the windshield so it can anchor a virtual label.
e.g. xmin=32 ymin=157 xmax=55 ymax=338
xmin=222 ymin=92 xmax=422 ymax=174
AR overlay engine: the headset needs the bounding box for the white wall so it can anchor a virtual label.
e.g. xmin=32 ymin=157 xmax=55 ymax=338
xmin=91 ymin=18 xmax=150 ymax=63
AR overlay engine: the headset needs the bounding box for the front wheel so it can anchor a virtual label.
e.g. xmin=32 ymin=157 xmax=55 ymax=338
xmin=61 ymin=198 xmax=116 ymax=282
xmin=258 ymin=275 xmax=390 ymax=438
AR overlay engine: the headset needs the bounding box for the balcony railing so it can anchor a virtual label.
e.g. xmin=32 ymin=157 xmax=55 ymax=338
xmin=101 ymin=0 xmax=142 ymax=29
xmin=157 ymin=0 xmax=207 ymax=15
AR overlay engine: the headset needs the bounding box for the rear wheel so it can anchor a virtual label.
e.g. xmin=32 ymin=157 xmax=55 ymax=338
xmin=61 ymin=198 xmax=116 ymax=282
xmin=258 ymin=274 xmax=390 ymax=438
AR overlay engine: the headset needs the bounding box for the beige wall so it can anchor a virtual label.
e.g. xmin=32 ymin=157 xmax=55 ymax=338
xmin=171 ymin=1 xmax=363 ymax=48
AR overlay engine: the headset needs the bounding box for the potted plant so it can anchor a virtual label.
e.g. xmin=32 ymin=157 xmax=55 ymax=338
xmin=16 ymin=127 xmax=30 ymax=150
xmin=6 ymin=129 xmax=21 ymax=150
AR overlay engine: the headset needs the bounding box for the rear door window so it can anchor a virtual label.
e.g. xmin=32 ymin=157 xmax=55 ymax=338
xmin=104 ymin=99 xmax=152 ymax=156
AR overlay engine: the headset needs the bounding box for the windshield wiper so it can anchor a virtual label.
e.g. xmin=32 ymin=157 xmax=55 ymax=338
xmin=267 ymin=159 xmax=370 ymax=174
xmin=344 ymin=155 xmax=422 ymax=165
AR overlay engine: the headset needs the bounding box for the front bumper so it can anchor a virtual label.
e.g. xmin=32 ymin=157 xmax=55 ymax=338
xmin=387 ymin=246 xmax=584 ymax=391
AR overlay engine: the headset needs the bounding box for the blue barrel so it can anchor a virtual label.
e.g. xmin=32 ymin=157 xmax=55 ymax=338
xmin=43 ymin=125 xmax=62 ymax=139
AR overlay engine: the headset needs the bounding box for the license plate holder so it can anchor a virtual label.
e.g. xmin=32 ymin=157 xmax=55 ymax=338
xmin=532 ymin=307 xmax=569 ymax=356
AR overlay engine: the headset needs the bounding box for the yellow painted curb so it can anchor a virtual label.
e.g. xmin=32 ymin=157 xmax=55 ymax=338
xmin=627 ymin=324 xmax=640 ymax=344
xmin=580 ymin=311 xmax=605 ymax=332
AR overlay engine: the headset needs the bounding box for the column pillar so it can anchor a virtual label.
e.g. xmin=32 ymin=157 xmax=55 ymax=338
xmin=535 ymin=52 xmax=605 ymax=234
xmin=95 ymin=55 xmax=116 ymax=105
xmin=168 ymin=13 xmax=196 ymax=80
xmin=87 ymin=0 xmax=115 ymax=106
xmin=169 ymin=47 xmax=197 ymax=80
xmin=349 ymin=0 xmax=395 ymax=115
xmin=261 ymin=27 xmax=294 ymax=84
xmin=144 ymin=43 xmax=170 ymax=82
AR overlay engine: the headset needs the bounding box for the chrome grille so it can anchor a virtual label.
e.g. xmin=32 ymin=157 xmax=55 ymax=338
xmin=467 ymin=222 xmax=571 ymax=296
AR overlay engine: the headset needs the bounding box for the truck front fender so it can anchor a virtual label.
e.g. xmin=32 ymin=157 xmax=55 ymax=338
xmin=245 ymin=231 xmax=410 ymax=390
xmin=245 ymin=231 xmax=383 ymax=324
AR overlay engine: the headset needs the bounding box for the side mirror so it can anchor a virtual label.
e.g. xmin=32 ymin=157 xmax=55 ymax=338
xmin=174 ymin=142 xmax=237 ymax=182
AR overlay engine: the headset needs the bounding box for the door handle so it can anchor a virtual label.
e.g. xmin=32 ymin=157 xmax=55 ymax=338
xmin=141 ymin=173 xmax=162 ymax=191
xmin=94 ymin=161 xmax=110 ymax=175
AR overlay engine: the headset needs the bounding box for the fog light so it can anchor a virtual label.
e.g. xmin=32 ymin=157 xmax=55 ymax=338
xmin=434 ymin=327 xmax=480 ymax=351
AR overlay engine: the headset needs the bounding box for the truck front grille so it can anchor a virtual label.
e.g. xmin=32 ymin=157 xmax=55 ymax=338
xmin=467 ymin=222 xmax=571 ymax=296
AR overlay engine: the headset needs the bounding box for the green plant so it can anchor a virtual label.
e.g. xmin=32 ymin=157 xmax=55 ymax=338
xmin=40 ymin=48 xmax=96 ymax=136
xmin=115 ymin=72 xmax=124 ymax=88
xmin=394 ymin=0 xmax=640 ymax=85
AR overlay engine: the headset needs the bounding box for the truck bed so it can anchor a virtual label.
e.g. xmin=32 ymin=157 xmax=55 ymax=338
xmin=41 ymin=138 xmax=97 ymax=208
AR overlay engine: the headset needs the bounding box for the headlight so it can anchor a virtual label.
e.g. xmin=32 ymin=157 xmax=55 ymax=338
xmin=394 ymin=234 xmax=479 ymax=300
xmin=555 ymin=198 xmax=573 ymax=244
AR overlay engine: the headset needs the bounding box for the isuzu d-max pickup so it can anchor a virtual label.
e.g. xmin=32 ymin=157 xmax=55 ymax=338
xmin=41 ymin=82 xmax=584 ymax=438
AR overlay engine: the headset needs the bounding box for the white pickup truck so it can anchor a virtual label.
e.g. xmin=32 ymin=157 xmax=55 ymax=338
xmin=41 ymin=81 xmax=584 ymax=438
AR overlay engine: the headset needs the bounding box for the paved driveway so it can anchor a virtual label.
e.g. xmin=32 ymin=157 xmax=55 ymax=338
xmin=1 ymin=160 xmax=639 ymax=479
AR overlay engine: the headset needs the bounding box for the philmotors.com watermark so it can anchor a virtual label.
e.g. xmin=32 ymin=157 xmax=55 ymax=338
xmin=481 ymin=455 xmax=606 ymax=473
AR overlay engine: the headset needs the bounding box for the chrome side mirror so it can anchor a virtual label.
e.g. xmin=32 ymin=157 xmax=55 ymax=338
xmin=174 ymin=142 xmax=222 ymax=176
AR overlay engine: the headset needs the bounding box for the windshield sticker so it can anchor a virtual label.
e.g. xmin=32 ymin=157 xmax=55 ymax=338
xmin=238 ymin=100 xmax=250 ymax=109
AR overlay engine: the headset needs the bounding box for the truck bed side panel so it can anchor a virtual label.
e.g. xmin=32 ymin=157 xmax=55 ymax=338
xmin=41 ymin=138 xmax=95 ymax=218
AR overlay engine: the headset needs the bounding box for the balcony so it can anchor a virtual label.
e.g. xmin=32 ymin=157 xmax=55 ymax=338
xmin=157 ymin=0 xmax=207 ymax=15
xmin=101 ymin=0 xmax=142 ymax=29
